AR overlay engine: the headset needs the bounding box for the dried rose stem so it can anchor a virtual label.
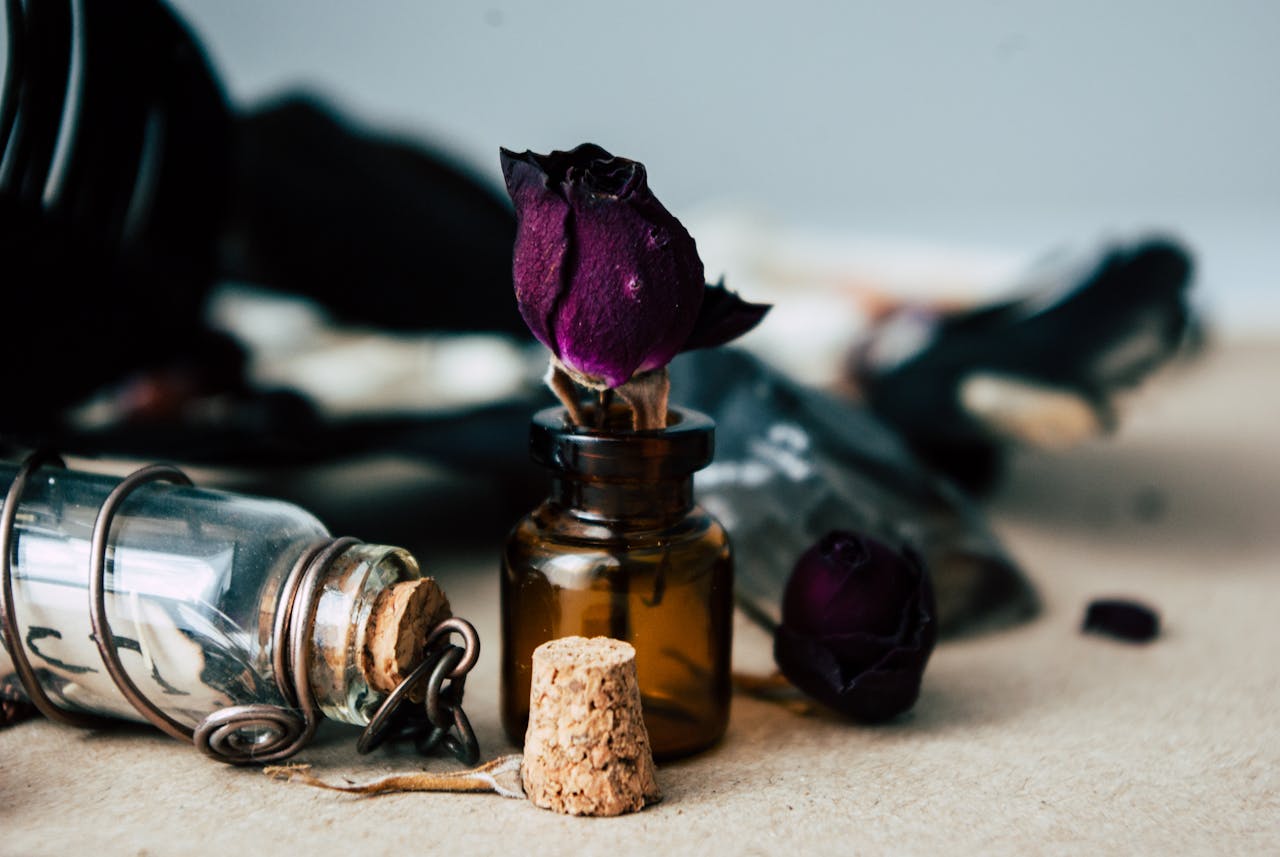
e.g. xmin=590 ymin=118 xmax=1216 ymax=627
xmin=730 ymin=672 xmax=817 ymax=716
xmin=546 ymin=361 xmax=589 ymax=427
xmin=264 ymin=757 xmax=525 ymax=799
xmin=615 ymin=369 xmax=669 ymax=431
xmin=595 ymin=389 xmax=613 ymax=430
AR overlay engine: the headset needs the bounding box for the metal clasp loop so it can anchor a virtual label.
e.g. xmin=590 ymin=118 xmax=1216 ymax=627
xmin=356 ymin=617 xmax=481 ymax=765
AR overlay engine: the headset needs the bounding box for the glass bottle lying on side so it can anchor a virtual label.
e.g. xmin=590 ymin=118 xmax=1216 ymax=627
xmin=501 ymin=406 xmax=733 ymax=760
xmin=0 ymin=456 xmax=474 ymax=764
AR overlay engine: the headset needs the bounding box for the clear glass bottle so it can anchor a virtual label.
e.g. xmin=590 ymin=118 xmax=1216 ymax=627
xmin=0 ymin=462 xmax=422 ymax=734
xmin=501 ymin=406 xmax=734 ymax=759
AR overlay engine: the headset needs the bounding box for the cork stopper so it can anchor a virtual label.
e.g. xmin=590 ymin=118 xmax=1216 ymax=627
xmin=521 ymin=636 xmax=661 ymax=816
xmin=361 ymin=578 xmax=451 ymax=694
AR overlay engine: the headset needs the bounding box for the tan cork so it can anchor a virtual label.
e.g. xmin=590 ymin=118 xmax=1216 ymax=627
xmin=521 ymin=636 xmax=661 ymax=816
xmin=361 ymin=578 xmax=451 ymax=694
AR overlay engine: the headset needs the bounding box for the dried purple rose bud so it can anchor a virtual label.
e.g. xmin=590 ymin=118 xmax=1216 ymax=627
xmin=1082 ymin=598 xmax=1160 ymax=643
xmin=500 ymin=144 xmax=768 ymax=391
xmin=774 ymin=531 xmax=937 ymax=722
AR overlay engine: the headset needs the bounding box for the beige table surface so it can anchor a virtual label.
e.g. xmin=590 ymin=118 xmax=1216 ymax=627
xmin=3 ymin=340 xmax=1278 ymax=856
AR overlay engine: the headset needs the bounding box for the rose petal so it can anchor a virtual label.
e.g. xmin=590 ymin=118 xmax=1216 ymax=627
xmin=551 ymin=160 xmax=704 ymax=387
xmin=774 ymin=626 xmax=928 ymax=723
xmin=680 ymin=279 xmax=771 ymax=352
xmin=781 ymin=532 xmax=922 ymax=639
xmin=500 ymin=143 xmax=626 ymax=352
xmin=500 ymin=148 xmax=573 ymax=353
xmin=814 ymin=630 xmax=902 ymax=677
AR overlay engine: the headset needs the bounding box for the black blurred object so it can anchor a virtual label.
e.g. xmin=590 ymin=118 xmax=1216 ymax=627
xmin=223 ymin=95 xmax=521 ymax=336
xmin=1082 ymin=598 xmax=1160 ymax=643
xmin=1 ymin=678 xmax=37 ymax=727
xmin=851 ymin=239 xmax=1195 ymax=493
xmin=1 ymin=0 xmax=521 ymax=439
xmin=1 ymin=0 xmax=234 ymax=431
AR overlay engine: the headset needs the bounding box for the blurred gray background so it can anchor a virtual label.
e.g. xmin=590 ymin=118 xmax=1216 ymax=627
xmin=170 ymin=0 xmax=1280 ymax=331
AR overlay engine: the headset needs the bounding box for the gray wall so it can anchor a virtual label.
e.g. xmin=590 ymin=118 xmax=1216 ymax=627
xmin=8 ymin=2 xmax=1272 ymax=325
xmin=169 ymin=1 xmax=1277 ymax=213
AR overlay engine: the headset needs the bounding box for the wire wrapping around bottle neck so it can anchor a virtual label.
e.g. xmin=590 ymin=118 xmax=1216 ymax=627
xmin=192 ymin=535 xmax=361 ymax=763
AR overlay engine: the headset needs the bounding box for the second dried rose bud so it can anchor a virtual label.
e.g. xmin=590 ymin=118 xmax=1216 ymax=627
xmin=774 ymin=531 xmax=937 ymax=722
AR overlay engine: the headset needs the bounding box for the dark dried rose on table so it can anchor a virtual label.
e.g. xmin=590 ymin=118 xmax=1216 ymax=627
xmin=499 ymin=143 xmax=768 ymax=427
xmin=1082 ymin=598 xmax=1159 ymax=643
xmin=774 ymin=531 xmax=937 ymax=722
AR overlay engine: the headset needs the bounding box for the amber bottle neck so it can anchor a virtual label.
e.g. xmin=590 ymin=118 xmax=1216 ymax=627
xmin=529 ymin=404 xmax=714 ymax=525
xmin=550 ymin=474 xmax=695 ymax=523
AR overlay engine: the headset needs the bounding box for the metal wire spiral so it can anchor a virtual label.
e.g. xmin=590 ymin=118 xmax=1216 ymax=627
xmin=0 ymin=453 xmax=480 ymax=766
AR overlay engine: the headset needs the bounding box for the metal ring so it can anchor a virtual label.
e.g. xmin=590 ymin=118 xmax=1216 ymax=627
xmin=425 ymin=616 xmax=481 ymax=679
xmin=356 ymin=644 xmax=449 ymax=755
xmin=0 ymin=451 xmax=107 ymax=728
xmin=415 ymin=722 xmax=448 ymax=756
xmin=88 ymin=464 xmax=196 ymax=743
xmin=280 ymin=536 xmax=360 ymax=757
xmin=424 ymin=645 xmax=465 ymax=729
xmin=81 ymin=469 xmax=354 ymax=762
xmin=357 ymin=617 xmax=481 ymax=754
xmin=193 ymin=704 xmax=305 ymax=765
xmin=447 ymin=703 xmax=479 ymax=765
xmin=268 ymin=538 xmax=331 ymax=710
xmin=196 ymin=536 xmax=358 ymax=765
xmin=412 ymin=704 xmax=477 ymax=764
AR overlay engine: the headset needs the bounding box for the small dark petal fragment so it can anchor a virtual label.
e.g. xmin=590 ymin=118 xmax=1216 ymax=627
xmin=1 ymin=699 xmax=37 ymax=728
xmin=1 ymin=681 xmax=37 ymax=728
xmin=1082 ymin=598 xmax=1160 ymax=643
xmin=499 ymin=147 xmax=576 ymax=353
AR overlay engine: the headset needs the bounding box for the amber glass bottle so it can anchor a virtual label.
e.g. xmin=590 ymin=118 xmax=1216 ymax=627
xmin=501 ymin=405 xmax=733 ymax=759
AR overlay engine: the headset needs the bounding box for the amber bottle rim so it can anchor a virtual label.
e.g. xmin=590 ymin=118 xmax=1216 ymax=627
xmin=529 ymin=405 xmax=715 ymax=482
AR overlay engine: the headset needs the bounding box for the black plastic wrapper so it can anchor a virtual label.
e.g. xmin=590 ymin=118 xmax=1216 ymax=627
xmin=851 ymin=239 xmax=1195 ymax=493
xmin=671 ymin=348 xmax=1038 ymax=639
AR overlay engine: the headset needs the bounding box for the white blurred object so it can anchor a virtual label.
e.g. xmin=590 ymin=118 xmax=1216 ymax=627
xmin=206 ymin=285 xmax=538 ymax=417
xmin=687 ymin=209 xmax=1029 ymax=385
xmin=959 ymin=373 xmax=1102 ymax=449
